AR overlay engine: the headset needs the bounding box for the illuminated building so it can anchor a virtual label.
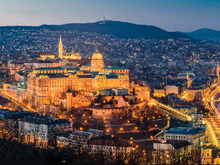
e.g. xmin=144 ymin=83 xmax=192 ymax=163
xmin=58 ymin=36 xmax=81 ymax=60
xmin=87 ymin=135 xmax=132 ymax=155
xmin=90 ymin=49 xmax=104 ymax=72
xmin=58 ymin=35 xmax=63 ymax=58
xmin=57 ymin=130 xmax=93 ymax=148
xmin=201 ymin=136 xmax=212 ymax=165
xmin=18 ymin=116 xmax=71 ymax=143
xmin=27 ymin=46 xmax=129 ymax=108
xmin=164 ymin=127 xmax=205 ymax=145
xmin=40 ymin=52 xmax=55 ymax=60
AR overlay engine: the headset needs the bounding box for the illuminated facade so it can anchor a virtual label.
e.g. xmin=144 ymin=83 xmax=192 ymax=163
xmin=27 ymin=50 xmax=129 ymax=100
xmin=40 ymin=52 xmax=55 ymax=60
xmin=58 ymin=36 xmax=81 ymax=60
xmin=90 ymin=50 xmax=104 ymax=72
xmin=201 ymin=136 xmax=212 ymax=165
xmin=58 ymin=35 xmax=63 ymax=58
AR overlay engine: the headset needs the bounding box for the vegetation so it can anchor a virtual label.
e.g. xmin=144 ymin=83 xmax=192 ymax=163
xmin=192 ymin=92 xmax=209 ymax=115
xmin=0 ymin=137 xmax=145 ymax=165
xmin=39 ymin=20 xmax=192 ymax=40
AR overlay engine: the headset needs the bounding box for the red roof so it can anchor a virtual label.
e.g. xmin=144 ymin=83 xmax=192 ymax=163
xmin=122 ymin=95 xmax=128 ymax=102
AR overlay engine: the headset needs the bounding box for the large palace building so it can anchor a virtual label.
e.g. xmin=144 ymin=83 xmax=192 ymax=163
xmin=27 ymin=37 xmax=129 ymax=100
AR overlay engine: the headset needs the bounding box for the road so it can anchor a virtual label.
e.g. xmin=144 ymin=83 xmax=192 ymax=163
xmin=204 ymin=118 xmax=219 ymax=147
xmin=1 ymin=91 xmax=35 ymax=112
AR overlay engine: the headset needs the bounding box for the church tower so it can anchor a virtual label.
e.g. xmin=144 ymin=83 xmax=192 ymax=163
xmin=201 ymin=135 xmax=212 ymax=165
xmin=217 ymin=62 xmax=219 ymax=82
xmin=58 ymin=35 xmax=63 ymax=58
xmin=91 ymin=47 xmax=104 ymax=72
xmin=186 ymin=71 xmax=189 ymax=88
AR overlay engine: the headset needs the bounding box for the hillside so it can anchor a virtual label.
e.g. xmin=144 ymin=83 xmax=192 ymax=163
xmin=40 ymin=21 xmax=191 ymax=40
xmin=184 ymin=28 xmax=220 ymax=41
xmin=0 ymin=21 xmax=192 ymax=40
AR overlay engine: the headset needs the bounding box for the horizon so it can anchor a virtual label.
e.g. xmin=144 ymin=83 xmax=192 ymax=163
xmin=1 ymin=0 xmax=220 ymax=32
xmin=0 ymin=20 xmax=219 ymax=33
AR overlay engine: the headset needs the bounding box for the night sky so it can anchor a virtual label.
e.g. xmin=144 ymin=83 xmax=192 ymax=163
xmin=1 ymin=0 xmax=220 ymax=32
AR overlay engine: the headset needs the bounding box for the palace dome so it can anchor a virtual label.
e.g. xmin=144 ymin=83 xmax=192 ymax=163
xmin=92 ymin=50 xmax=103 ymax=60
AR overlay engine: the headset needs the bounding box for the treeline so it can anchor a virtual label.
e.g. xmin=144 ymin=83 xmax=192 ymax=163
xmin=0 ymin=138 xmax=142 ymax=165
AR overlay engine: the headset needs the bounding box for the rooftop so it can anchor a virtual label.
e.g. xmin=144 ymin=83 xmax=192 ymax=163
xmin=20 ymin=116 xmax=70 ymax=125
xmin=165 ymin=127 xmax=205 ymax=135
xmin=103 ymin=66 xmax=127 ymax=70
xmin=35 ymin=67 xmax=64 ymax=71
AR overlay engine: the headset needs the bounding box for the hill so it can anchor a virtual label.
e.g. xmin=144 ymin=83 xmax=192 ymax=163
xmin=39 ymin=21 xmax=191 ymax=40
xmin=0 ymin=21 xmax=191 ymax=40
xmin=184 ymin=28 xmax=220 ymax=41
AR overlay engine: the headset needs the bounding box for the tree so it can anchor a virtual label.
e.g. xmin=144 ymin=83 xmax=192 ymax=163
xmin=94 ymin=94 xmax=103 ymax=104
xmin=134 ymin=97 xmax=139 ymax=104
xmin=192 ymin=92 xmax=203 ymax=105
xmin=129 ymin=99 xmax=134 ymax=105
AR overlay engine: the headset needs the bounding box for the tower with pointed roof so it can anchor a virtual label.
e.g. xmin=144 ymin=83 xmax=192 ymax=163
xmin=217 ymin=62 xmax=219 ymax=82
xmin=90 ymin=47 xmax=104 ymax=72
xmin=186 ymin=71 xmax=189 ymax=87
xmin=201 ymin=135 xmax=212 ymax=165
xmin=58 ymin=35 xmax=63 ymax=58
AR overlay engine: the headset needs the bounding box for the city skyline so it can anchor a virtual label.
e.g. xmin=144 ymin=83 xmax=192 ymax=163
xmin=1 ymin=0 xmax=220 ymax=32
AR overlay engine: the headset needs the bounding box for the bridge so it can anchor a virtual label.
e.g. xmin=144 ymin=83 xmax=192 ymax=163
xmin=156 ymin=102 xmax=192 ymax=121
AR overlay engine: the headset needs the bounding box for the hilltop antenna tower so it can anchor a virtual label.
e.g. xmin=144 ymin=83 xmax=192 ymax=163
xmin=103 ymin=15 xmax=106 ymax=24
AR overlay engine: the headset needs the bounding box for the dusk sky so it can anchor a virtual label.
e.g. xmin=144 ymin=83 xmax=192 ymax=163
xmin=1 ymin=0 xmax=220 ymax=32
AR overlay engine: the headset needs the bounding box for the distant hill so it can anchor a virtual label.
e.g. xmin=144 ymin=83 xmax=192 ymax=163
xmin=0 ymin=20 xmax=192 ymax=40
xmin=39 ymin=21 xmax=192 ymax=40
xmin=184 ymin=28 xmax=220 ymax=41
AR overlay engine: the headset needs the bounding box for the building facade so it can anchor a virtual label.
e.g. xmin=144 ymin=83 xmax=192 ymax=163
xmin=58 ymin=36 xmax=81 ymax=60
xmin=87 ymin=135 xmax=132 ymax=155
xmin=19 ymin=116 xmax=72 ymax=143
xmin=164 ymin=127 xmax=205 ymax=145
xmin=27 ymin=45 xmax=129 ymax=106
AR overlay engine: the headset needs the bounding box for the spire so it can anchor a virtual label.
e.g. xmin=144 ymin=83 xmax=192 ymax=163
xmin=59 ymin=35 xmax=62 ymax=43
xmin=72 ymin=47 xmax=74 ymax=54
xmin=187 ymin=72 xmax=189 ymax=88
xmin=58 ymin=35 xmax=63 ymax=58
xmin=96 ymin=45 xmax=99 ymax=53
xmin=217 ymin=62 xmax=219 ymax=82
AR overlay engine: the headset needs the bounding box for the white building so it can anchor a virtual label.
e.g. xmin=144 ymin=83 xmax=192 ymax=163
xmin=87 ymin=135 xmax=132 ymax=155
xmin=33 ymin=60 xmax=53 ymax=69
xmin=112 ymin=88 xmax=128 ymax=96
xmin=164 ymin=127 xmax=205 ymax=145
xmin=19 ymin=116 xmax=72 ymax=143
xmin=57 ymin=130 xmax=93 ymax=148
